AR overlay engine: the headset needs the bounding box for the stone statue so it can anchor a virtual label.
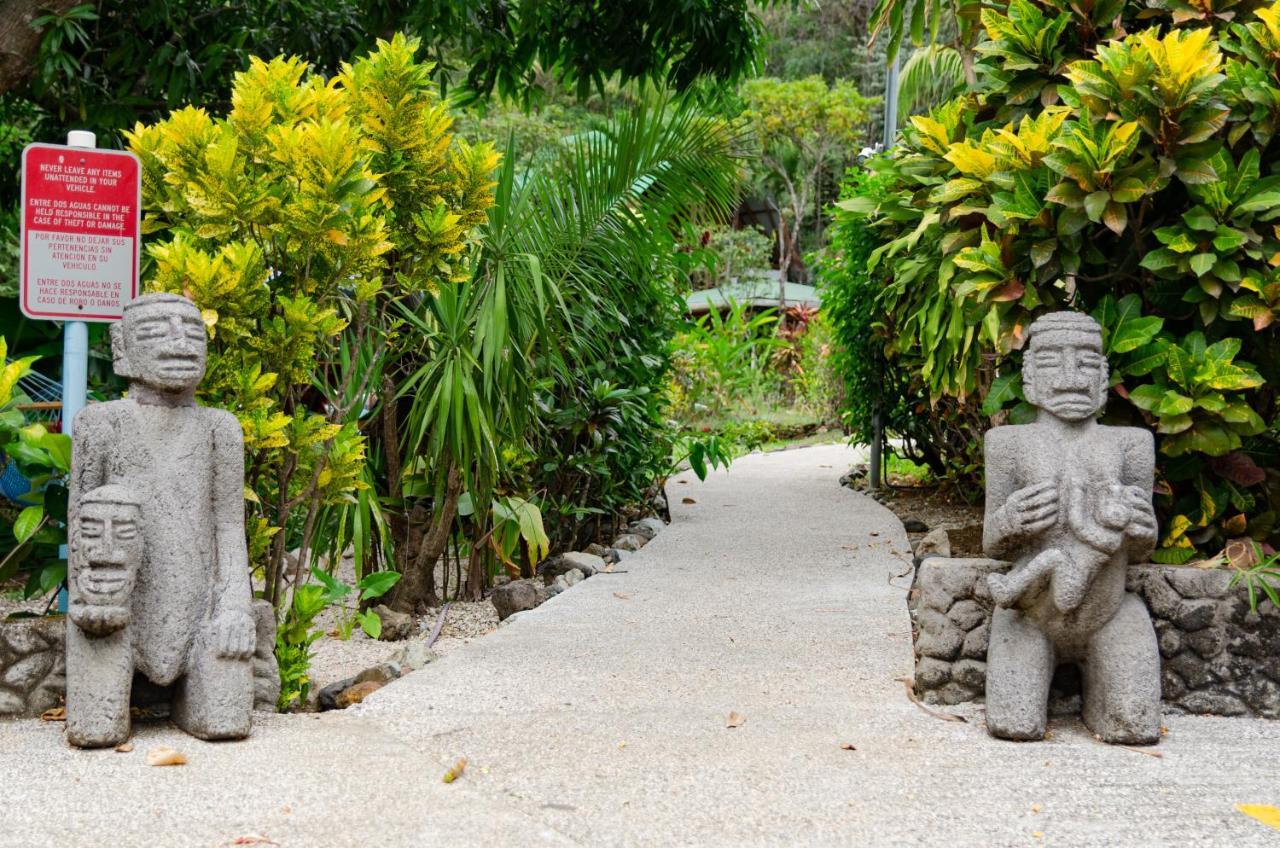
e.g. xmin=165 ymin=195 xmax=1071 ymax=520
xmin=982 ymin=311 xmax=1161 ymax=745
xmin=66 ymin=292 xmax=255 ymax=748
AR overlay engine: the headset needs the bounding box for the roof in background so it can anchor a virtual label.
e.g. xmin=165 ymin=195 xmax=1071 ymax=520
xmin=685 ymin=273 xmax=821 ymax=314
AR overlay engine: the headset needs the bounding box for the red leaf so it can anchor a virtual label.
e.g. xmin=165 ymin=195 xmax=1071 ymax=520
xmin=1209 ymin=452 xmax=1266 ymax=487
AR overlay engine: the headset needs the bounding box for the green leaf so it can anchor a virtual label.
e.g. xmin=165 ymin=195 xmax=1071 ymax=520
xmin=358 ymin=571 xmax=401 ymax=601
xmin=1139 ymin=248 xmax=1180 ymax=272
xmin=13 ymin=506 xmax=42 ymax=544
xmin=1156 ymin=390 xmax=1194 ymax=416
xmin=357 ymin=609 xmax=382 ymax=640
xmin=1189 ymin=253 xmax=1216 ymax=276
xmin=982 ymin=372 xmax=1023 ymax=415
xmin=1182 ymin=206 xmax=1217 ymax=231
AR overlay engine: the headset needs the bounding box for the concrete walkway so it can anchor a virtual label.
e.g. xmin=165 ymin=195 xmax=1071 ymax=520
xmin=3 ymin=444 xmax=1278 ymax=847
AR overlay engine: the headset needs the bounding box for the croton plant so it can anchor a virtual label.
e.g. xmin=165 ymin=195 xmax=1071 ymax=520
xmin=843 ymin=0 xmax=1280 ymax=563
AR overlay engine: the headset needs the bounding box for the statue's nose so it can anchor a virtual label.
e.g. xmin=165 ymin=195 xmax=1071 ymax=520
xmin=1054 ymin=368 xmax=1091 ymax=390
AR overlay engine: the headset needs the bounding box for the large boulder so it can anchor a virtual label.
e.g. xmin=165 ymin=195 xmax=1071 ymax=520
xmin=492 ymin=578 xmax=548 ymax=621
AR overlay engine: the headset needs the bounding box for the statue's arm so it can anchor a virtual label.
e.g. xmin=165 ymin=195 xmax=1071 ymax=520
xmin=212 ymin=411 xmax=250 ymax=610
xmin=983 ymin=430 xmax=1021 ymax=559
xmin=1120 ymin=429 xmax=1158 ymax=560
xmin=211 ymin=412 xmax=254 ymax=662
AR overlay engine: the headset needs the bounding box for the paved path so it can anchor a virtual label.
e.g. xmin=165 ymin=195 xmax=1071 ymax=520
xmin=3 ymin=444 xmax=1279 ymax=847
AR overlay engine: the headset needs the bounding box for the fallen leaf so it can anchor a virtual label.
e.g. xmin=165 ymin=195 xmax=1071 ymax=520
xmin=613 ymin=592 xmax=634 ymax=600
xmin=869 ymin=531 xmax=879 ymax=537
xmin=1031 ymin=803 xmax=1042 ymax=814
xmin=114 ymin=742 xmax=134 ymax=753
xmin=1236 ymin=804 xmax=1280 ymax=831
xmin=1032 ymin=832 xmax=1043 ymax=839
xmin=897 ymin=678 xmax=966 ymax=723
xmin=681 ymin=497 xmax=696 ymax=504
xmin=230 ymin=836 xmax=279 ymax=846
xmin=726 ymin=711 xmax=746 ymax=728
xmin=839 ymin=743 xmax=857 ymax=751
xmin=442 ymin=757 xmax=467 ymax=784
xmin=40 ymin=707 xmax=65 ymax=722
xmin=146 ymin=746 xmax=187 ymax=767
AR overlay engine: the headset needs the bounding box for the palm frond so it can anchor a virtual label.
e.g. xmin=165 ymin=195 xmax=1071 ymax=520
xmin=898 ymin=44 xmax=965 ymax=116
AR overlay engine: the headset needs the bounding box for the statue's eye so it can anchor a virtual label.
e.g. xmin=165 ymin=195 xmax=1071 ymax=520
xmin=1034 ymin=353 xmax=1061 ymax=368
xmin=114 ymin=521 xmax=138 ymax=540
xmin=80 ymin=519 xmax=103 ymax=538
xmin=1079 ymin=353 xmax=1103 ymax=370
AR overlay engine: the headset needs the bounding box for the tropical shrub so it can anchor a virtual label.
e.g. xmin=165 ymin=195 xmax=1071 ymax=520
xmin=823 ymin=168 xmax=986 ymax=480
xmin=840 ymin=0 xmax=1280 ymax=561
xmin=126 ymin=35 xmax=497 ymax=607
xmin=508 ymin=98 xmax=748 ymax=551
xmin=0 ymin=345 xmax=70 ymax=600
xmin=670 ymin=297 xmax=783 ymax=420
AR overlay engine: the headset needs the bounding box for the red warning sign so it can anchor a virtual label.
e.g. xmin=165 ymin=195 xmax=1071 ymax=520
xmin=20 ymin=143 xmax=140 ymax=322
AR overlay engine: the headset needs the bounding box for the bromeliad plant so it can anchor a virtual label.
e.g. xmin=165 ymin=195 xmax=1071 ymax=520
xmin=840 ymin=0 xmax=1280 ymax=562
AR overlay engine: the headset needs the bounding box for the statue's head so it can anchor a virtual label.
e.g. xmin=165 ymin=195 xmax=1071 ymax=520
xmin=72 ymin=484 xmax=142 ymax=608
xmin=1022 ymin=311 xmax=1108 ymax=422
xmin=110 ymin=293 xmax=207 ymax=393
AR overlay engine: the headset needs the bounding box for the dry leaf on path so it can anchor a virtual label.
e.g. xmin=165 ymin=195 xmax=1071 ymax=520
xmin=726 ymin=711 xmax=746 ymax=728
xmin=1031 ymin=803 xmax=1042 ymax=814
xmin=1236 ymin=804 xmax=1280 ymax=831
xmin=613 ymin=592 xmax=634 ymax=600
xmin=681 ymin=497 xmax=697 ymax=504
xmin=40 ymin=707 xmax=65 ymax=722
xmin=114 ymin=742 xmax=134 ymax=753
xmin=442 ymin=757 xmax=468 ymax=784
xmin=146 ymin=746 xmax=187 ymax=766
xmin=897 ymin=678 xmax=967 ymax=723
xmin=839 ymin=743 xmax=857 ymax=751
xmin=229 ymin=836 xmax=279 ymax=846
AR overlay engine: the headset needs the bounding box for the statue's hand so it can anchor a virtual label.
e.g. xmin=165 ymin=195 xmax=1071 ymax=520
xmin=211 ymin=610 xmax=255 ymax=660
xmin=1123 ymin=485 xmax=1158 ymax=545
xmin=69 ymin=601 xmax=128 ymax=636
xmin=1004 ymin=480 xmax=1059 ymax=536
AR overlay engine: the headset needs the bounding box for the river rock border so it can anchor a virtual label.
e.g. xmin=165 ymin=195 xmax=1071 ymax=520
xmin=0 ymin=616 xmax=65 ymax=717
xmin=911 ymin=557 xmax=1280 ymax=718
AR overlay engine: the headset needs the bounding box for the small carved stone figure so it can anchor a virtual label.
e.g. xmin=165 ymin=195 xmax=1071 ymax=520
xmin=982 ymin=311 xmax=1161 ymax=744
xmin=66 ymin=292 xmax=254 ymax=748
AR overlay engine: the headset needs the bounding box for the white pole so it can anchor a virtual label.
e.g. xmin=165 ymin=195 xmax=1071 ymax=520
xmin=57 ymin=130 xmax=95 ymax=612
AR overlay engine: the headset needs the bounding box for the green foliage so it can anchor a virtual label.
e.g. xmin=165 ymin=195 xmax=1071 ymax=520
xmin=274 ymin=582 xmax=330 ymax=710
xmin=0 ymin=343 xmax=70 ymax=601
xmin=1228 ymin=542 xmax=1280 ymax=613
xmin=489 ymin=94 xmax=748 ymax=551
xmin=844 ymin=0 xmax=1280 ymax=559
xmin=126 ymin=35 xmax=498 ymax=606
xmin=308 ymin=566 xmax=400 ymax=641
xmin=670 ymin=298 xmax=783 ymax=419
xmin=742 ymin=76 xmax=878 ymax=278
xmin=687 ymin=225 xmax=775 ymax=290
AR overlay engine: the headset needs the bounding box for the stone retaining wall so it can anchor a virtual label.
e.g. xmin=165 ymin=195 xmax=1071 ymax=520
xmin=0 ymin=616 xmax=65 ymax=717
xmin=912 ymin=557 xmax=1280 ymax=718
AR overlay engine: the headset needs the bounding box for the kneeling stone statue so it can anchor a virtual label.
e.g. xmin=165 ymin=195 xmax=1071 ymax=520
xmin=66 ymin=292 xmax=255 ymax=748
xmin=983 ymin=311 xmax=1161 ymax=745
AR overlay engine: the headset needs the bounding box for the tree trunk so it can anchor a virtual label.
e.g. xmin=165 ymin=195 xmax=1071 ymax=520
xmin=0 ymin=0 xmax=78 ymax=97
xmin=387 ymin=465 xmax=462 ymax=614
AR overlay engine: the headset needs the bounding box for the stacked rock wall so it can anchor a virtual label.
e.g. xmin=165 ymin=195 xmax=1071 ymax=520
xmin=0 ymin=617 xmax=65 ymax=717
xmin=912 ymin=557 xmax=1280 ymax=718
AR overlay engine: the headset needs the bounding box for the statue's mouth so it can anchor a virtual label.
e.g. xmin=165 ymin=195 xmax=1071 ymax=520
xmin=83 ymin=561 xmax=130 ymax=595
xmin=155 ymin=353 xmax=202 ymax=377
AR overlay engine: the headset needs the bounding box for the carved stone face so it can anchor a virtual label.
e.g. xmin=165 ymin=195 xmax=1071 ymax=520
xmin=119 ymin=298 xmax=207 ymax=392
xmin=1023 ymin=330 xmax=1108 ymax=422
xmin=73 ymin=498 xmax=141 ymax=607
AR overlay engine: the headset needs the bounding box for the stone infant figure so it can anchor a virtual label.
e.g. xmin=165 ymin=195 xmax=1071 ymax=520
xmin=65 ymin=292 xmax=255 ymax=748
xmin=986 ymin=467 xmax=1146 ymax=613
xmin=982 ymin=311 xmax=1161 ymax=745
